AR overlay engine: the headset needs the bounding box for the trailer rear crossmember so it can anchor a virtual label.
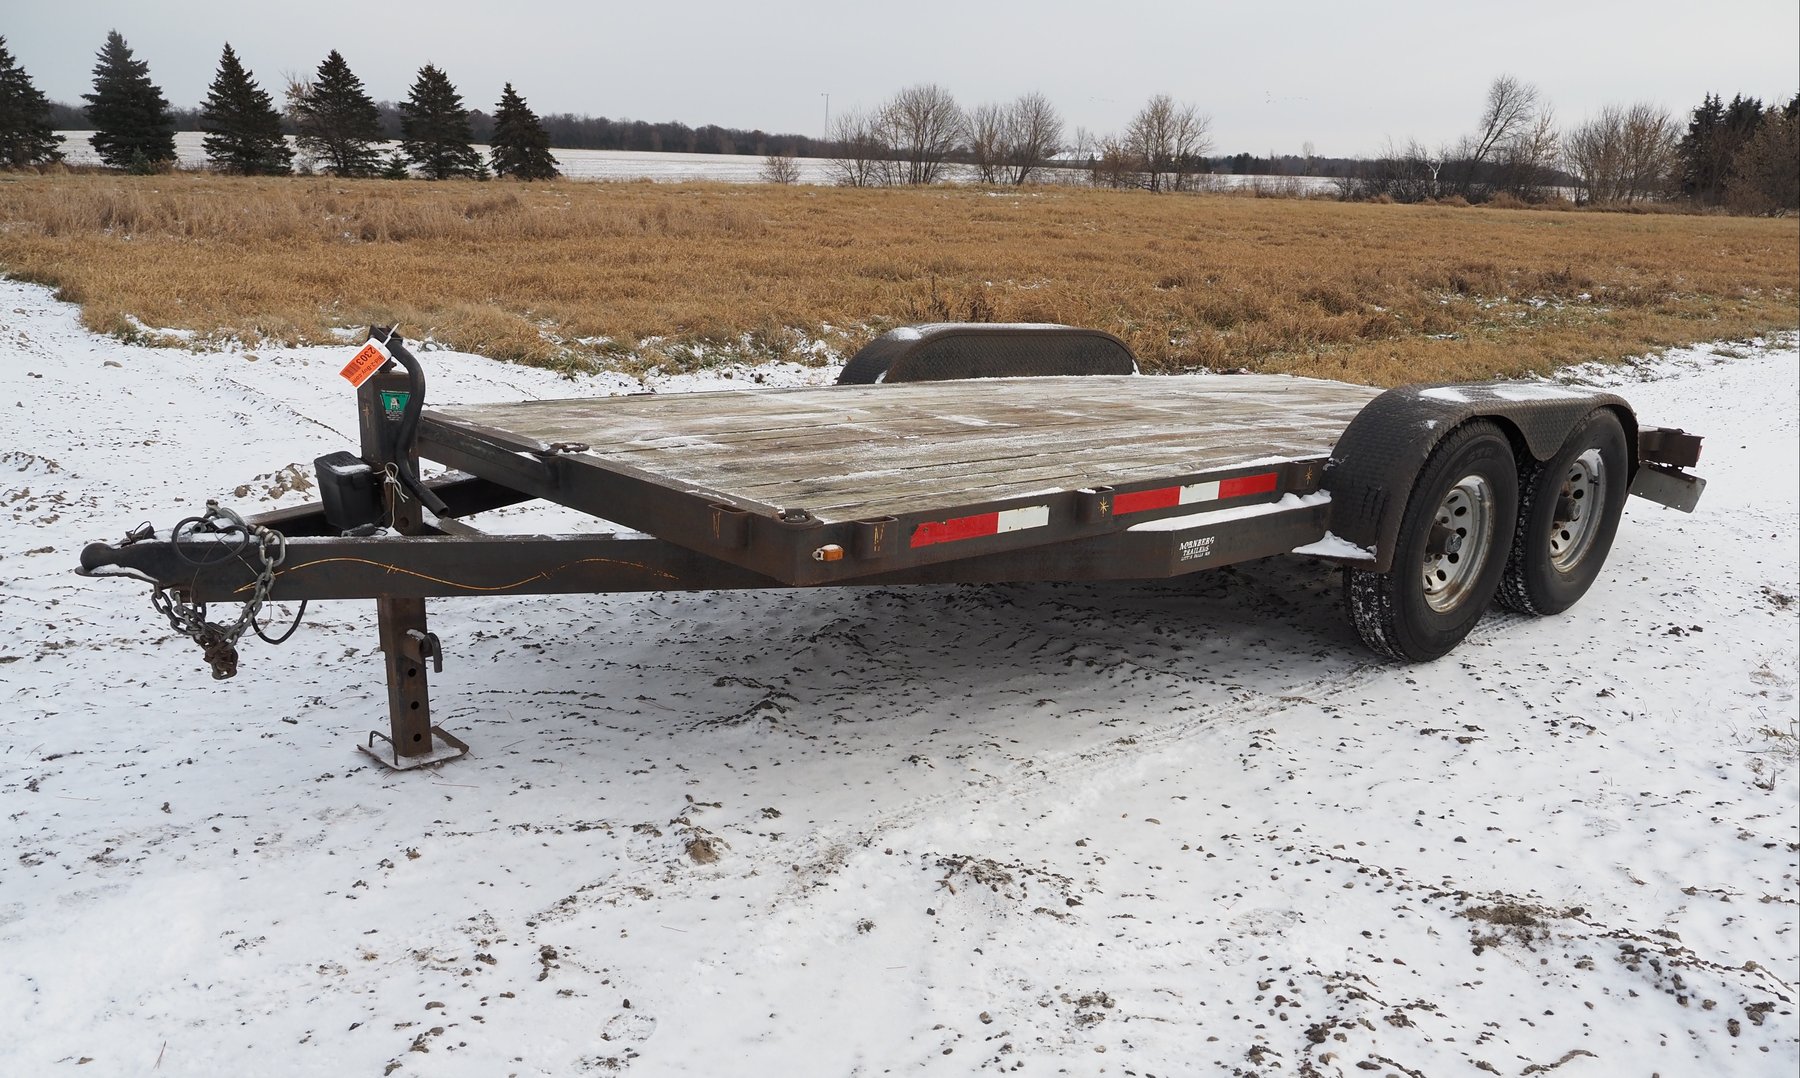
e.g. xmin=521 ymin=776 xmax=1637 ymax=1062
xmin=78 ymin=325 xmax=1707 ymax=770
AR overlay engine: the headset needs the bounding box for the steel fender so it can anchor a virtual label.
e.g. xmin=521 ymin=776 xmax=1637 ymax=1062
xmin=1322 ymin=383 xmax=1636 ymax=573
xmin=837 ymin=323 xmax=1137 ymax=384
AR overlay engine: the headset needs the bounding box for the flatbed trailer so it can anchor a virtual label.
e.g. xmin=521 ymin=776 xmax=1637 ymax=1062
xmin=79 ymin=324 xmax=1708 ymax=769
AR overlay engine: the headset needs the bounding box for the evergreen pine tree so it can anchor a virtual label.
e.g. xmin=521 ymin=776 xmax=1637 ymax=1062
xmin=292 ymin=50 xmax=383 ymax=177
xmin=0 ymin=37 xmax=63 ymax=168
xmin=489 ymin=83 xmax=559 ymax=181
xmin=1679 ymin=93 xmax=1768 ymax=205
xmin=399 ymin=64 xmax=484 ymax=180
xmin=1722 ymin=93 xmax=1767 ymax=150
xmin=1677 ymin=92 xmax=1724 ymax=200
xmin=81 ymin=30 xmax=176 ymax=170
xmin=200 ymin=44 xmax=292 ymax=176
xmin=1725 ymin=102 xmax=1798 ymax=215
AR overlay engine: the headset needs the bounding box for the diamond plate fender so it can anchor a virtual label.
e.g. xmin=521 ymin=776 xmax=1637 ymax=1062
xmin=1322 ymin=383 xmax=1638 ymax=573
xmin=837 ymin=323 xmax=1137 ymax=384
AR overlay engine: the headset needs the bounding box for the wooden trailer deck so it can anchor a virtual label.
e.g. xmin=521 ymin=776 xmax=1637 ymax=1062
xmin=428 ymin=374 xmax=1381 ymax=524
xmin=76 ymin=330 xmax=1712 ymax=768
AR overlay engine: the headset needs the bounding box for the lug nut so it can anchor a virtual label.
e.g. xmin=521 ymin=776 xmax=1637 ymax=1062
xmin=1426 ymin=523 xmax=1462 ymax=556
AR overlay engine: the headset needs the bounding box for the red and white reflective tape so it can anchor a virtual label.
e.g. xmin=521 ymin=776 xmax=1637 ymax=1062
xmin=911 ymin=505 xmax=1050 ymax=548
xmin=1113 ymin=471 xmax=1279 ymax=516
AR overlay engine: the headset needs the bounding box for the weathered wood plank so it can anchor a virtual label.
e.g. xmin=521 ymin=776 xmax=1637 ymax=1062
xmin=431 ymin=375 xmax=1378 ymax=522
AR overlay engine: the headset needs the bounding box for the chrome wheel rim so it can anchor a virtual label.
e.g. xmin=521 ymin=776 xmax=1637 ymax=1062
xmin=1421 ymin=474 xmax=1495 ymax=613
xmin=1549 ymin=449 xmax=1605 ymax=573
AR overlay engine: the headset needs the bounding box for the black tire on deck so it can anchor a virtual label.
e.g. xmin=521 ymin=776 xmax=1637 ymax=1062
xmin=1346 ymin=420 xmax=1520 ymax=662
xmin=1496 ymin=409 xmax=1630 ymax=616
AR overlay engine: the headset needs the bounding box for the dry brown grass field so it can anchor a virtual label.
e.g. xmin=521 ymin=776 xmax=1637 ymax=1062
xmin=0 ymin=173 xmax=1793 ymax=384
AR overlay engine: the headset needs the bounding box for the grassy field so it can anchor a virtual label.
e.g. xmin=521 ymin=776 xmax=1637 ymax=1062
xmin=0 ymin=173 xmax=1794 ymax=384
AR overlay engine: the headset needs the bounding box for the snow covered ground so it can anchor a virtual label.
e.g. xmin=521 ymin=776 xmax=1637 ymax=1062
xmin=1 ymin=275 xmax=1794 ymax=1077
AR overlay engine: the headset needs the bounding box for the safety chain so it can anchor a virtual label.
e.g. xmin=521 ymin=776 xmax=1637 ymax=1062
xmin=142 ymin=500 xmax=302 ymax=680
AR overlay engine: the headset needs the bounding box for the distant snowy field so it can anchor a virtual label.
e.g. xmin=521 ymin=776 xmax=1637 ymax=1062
xmin=0 ymin=274 xmax=1794 ymax=1077
xmin=54 ymin=130 xmax=843 ymax=183
xmin=51 ymin=130 xmax=1338 ymax=191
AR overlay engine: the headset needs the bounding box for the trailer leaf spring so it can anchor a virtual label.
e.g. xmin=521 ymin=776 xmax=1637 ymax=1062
xmin=135 ymin=500 xmax=307 ymax=680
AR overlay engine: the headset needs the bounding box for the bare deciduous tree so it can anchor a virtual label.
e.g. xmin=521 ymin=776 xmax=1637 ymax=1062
xmin=1124 ymin=94 xmax=1173 ymax=191
xmin=1394 ymin=138 xmax=1445 ymax=201
xmin=1563 ymin=103 xmax=1677 ymax=205
xmin=1340 ymin=78 xmax=1557 ymax=205
xmin=1069 ymin=126 xmax=1094 ymax=166
xmin=826 ymin=111 xmax=887 ymax=187
xmin=1090 ymin=134 xmax=1136 ymax=189
xmin=1340 ymin=138 xmax=1446 ymax=202
xmin=1445 ymin=74 xmax=1541 ymax=197
xmin=1474 ymin=76 xmax=1539 ymax=161
xmin=1619 ymin=102 xmax=1679 ymax=202
xmin=1564 ymin=106 xmax=1625 ymax=204
xmin=968 ymin=92 xmax=1065 ymax=186
xmin=1499 ymin=107 xmax=1559 ymax=200
xmin=282 ymin=75 xmax=319 ymax=173
xmin=965 ymin=102 xmax=1006 ymax=184
xmin=1002 ymin=91 xmax=1063 ymax=185
xmin=760 ymin=152 xmax=799 ymax=184
xmin=1124 ymin=94 xmax=1212 ymax=192
xmin=878 ymin=83 xmax=964 ymax=185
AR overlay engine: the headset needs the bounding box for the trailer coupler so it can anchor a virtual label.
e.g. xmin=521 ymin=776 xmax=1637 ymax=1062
xmin=81 ymin=502 xmax=305 ymax=680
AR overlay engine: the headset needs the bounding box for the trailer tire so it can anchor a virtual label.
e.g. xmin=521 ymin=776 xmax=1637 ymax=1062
xmin=1496 ymin=409 xmax=1629 ymax=616
xmin=1346 ymin=421 xmax=1518 ymax=661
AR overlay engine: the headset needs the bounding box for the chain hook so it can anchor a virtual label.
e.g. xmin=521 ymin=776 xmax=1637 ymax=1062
xmin=146 ymin=501 xmax=302 ymax=679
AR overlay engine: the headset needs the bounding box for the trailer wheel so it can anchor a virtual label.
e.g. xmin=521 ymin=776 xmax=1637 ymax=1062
xmin=1496 ymin=409 xmax=1629 ymax=616
xmin=1346 ymin=421 xmax=1518 ymax=661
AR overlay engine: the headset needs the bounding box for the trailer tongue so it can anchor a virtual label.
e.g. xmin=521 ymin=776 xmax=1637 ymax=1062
xmin=77 ymin=325 xmax=1707 ymax=770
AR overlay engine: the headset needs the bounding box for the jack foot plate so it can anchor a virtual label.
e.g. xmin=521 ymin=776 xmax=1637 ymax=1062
xmin=358 ymin=726 xmax=470 ymax=770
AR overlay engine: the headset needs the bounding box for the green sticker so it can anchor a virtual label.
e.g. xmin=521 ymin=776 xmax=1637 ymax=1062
xmin=379 ymin=390 xmax=411 ymax=417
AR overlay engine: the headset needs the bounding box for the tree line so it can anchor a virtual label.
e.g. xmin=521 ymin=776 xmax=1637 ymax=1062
xmin=0 ymin=31 xmax=558 ymax=179
xmin=806 ymin=78 xmax=1795 ymax=215
xmin=2 ymin=34 xmax=1793 ymax=213
xmin=41 ymin=94 xmax=822 ymax=159
xmin=1335 ymin=75 xmax=1797 ymax=214
xmin=818 ymin=85 xmax=1210 ymax=191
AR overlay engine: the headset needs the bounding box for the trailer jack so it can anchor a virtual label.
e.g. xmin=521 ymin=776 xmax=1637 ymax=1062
xmin=349 ymin=331 xmax=468 ymax=769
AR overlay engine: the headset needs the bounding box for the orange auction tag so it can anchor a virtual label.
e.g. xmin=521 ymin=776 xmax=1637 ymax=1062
xmin=339 ymin=338 xmax=391 ymax=387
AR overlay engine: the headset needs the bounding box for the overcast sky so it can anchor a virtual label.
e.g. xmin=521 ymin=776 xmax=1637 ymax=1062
xmin=8 ymin=0 xmax=1797 ymax=156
